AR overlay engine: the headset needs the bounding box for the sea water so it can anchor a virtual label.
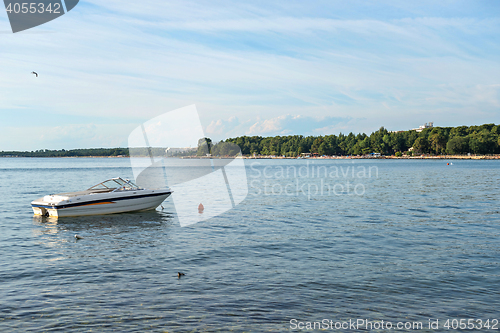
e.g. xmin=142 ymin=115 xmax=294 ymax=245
xmin=0 ymin=158 xmax=499 ymax=332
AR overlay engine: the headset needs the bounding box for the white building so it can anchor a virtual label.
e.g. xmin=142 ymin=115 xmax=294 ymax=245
xmin=413 ymin=122 xmax=433 ymax=132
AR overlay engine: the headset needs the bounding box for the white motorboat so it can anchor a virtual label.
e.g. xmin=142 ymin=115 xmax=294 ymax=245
xmin=31 ymin=177 xmax=172 ymax=218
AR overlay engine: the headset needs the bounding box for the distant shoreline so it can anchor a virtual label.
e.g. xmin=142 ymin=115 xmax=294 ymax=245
xmin=0 ymin=155 xmax=129 ymax=158
xmin=243 ymin=155 xmax=499 ymax=160
xmin=1 ymin=154 xmax=499 ymax=160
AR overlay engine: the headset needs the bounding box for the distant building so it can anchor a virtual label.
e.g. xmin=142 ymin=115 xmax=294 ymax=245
xmin=165 ymin=147 xmax=197 ymax=156
xmin=413 ymin=122 xmax=433 ymax=132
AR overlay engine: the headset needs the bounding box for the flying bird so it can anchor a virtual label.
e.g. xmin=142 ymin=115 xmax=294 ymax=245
xmin=178 ymin=272 xmax=185 ymax=278
xmin=31 ymin=71 xmax=38 ymax=77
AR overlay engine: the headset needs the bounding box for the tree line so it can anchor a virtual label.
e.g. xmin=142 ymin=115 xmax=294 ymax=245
xmin=0 ymin=148 xmax=129 ymax=157
xmin=2 ymin=123 xmax=499 ymax=157
xmin=222 ymin=123 xmax=500 ymax=156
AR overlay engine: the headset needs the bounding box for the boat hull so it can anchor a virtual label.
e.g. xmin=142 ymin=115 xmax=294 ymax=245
xmin=32 ymin=191 xmax=171 ymax=218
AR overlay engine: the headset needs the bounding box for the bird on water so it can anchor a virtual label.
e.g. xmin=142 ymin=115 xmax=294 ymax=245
xmin=75 ymin=234 xmax=84 ymax=240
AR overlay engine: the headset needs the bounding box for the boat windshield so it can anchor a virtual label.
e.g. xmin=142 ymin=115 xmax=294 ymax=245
xmin=87 ymin=178 xmax=140 ymax=191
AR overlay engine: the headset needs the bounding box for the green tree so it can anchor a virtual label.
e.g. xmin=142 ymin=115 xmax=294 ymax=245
xmin=311 ymin=137 xmax=323 ymax=154
xmin=429 ymin=129 xmax=447 ymax=154
xmin=413 ymin=137 xmax=429 ymax=154
xmin=446 ymin=136 xmax=468 ymax=154
xmin=197 ymin=137 xmax=212 ymax=156
xmin=469 ymin=130 xmax=498 ymax=154
xmin=318 ymin=142 xmax=332 ymax=156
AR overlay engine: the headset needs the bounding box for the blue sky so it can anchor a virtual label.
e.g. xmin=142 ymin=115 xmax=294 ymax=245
xmin=0 ymin=0 xmax=499 ymax=150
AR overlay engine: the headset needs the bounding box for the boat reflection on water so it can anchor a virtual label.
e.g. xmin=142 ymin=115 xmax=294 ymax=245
xmin=32 ymin=209 xmax=175 ymax=238
xmin=31 ymin=209 xmax=177 ymax=266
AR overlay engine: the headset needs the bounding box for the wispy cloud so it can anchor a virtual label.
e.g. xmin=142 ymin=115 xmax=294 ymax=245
xmin=204 ymin=114 xmax=353 ymax=140
xmin=0 ymin=1 xmax=499 ymax=149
